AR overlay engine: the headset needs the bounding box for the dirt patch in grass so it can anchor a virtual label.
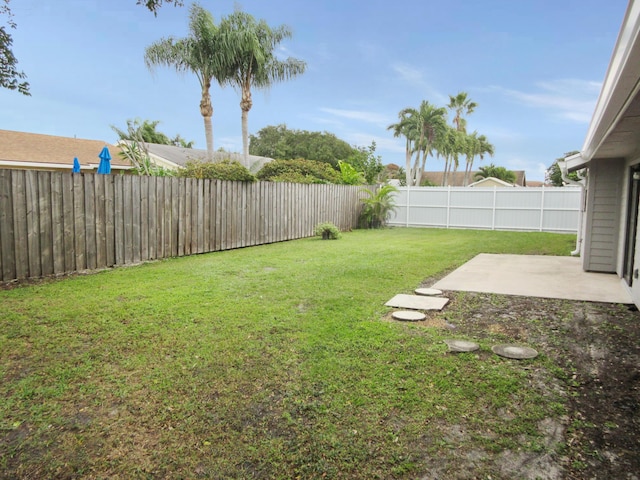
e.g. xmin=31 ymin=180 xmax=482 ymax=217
xmin=400 ymin=291 xmax=640 ymax=479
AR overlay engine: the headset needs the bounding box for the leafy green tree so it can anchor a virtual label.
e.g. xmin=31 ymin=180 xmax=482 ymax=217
xmin=145 ymin=4 xmax=233 ymax=159
xmin=249 ymin=125 xmax=355 ymax=167
xmin=1 ymin=0 xmax=29 ymax=95
xmin=218 ymin=10 xmax=306 ymax=167
xmin=256 ymin=158 xmax=342 ymax=184
xmin=359 ymin=185 xmax=398 ymax=228
xmin=474 ymin=163 xmax=517 ymax=184
xmin=338 ymin=160 xmax=365 ymax=185
xmin=344 ymin=141 xmax=384 ymax=184
xmin=547 ymin=151 xmax=580 ymax=186
xmin=176 ymin=159 xmax=256 ymax=181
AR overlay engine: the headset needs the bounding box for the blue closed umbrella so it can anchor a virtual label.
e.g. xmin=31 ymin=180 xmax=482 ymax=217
xmin=97 ymin=146 xmax=111 ymax=174
xmin=72 ymin=157 xmax=81 ymax=173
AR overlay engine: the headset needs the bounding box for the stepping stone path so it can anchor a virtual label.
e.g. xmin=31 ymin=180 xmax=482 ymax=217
xmin=392 ymin=310 xmax=426 ymax=322
xmin=385 ymin=294 xmax=449 ymax=311
xmin=415 ymin=287 xmax=443 ymax=296
xmin=492 ymin=344 xmax=539 ymax=359
xmin=443 ymin=339 xmax=479 ymax=352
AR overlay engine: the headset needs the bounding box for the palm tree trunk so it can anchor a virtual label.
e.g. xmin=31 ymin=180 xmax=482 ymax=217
xmin=200 ymin=82 xmax=214 ymax=161
xmin=240 ymin=87 xmax=253 ymax=168
xmin=405 ymin=140 xmax=412 ymax=187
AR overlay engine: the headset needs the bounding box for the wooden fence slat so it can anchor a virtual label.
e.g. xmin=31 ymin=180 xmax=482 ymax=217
xmin=114 ymin=175 xmax=124 ymax=265
xmin=195 ymin=178 xmax=203 ymax=253
xmin=51 ymin=172 xmax=65 ymax=274
xmin=83 ymin=174 xmax=97 ymax=271
xmin=0 ymin=170 xmax=15 ymax=281
xmin=203 ymin=179 xmax=210 ymax=252
xmin=12 ymin=170 xmax=28 ymax=280
xmin=148 ymin=176 xmax=157 ymax=260
xmin=25 ymin=170 xmax=42 ymax=278
xmin=94 ymin=174 xmax=107 ymax=268
xmin=132 ymin=175 xmax=141 ymax=264
xmin=170 ymin=178 xmax=179 ymax=257
xmin=140 ymin=176 xmax=149 ymax=262
xmin=105 ymin=176 xmax=115 ymax=266
xmin=62 ymin=174 xmax=75 ymax=272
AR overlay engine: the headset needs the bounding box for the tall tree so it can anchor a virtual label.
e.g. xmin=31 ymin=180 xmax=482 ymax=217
xmin=447 ymin=91 xmax=477 ymax=133
xmin=388 ymin=109 xmax=419 ymax=186
xmin=145 ymin=4 xmax=232 ymax=160
xmin=474 ymin=163 xmax=516 ymax=184
xmin=413 ymin=101 xmax=447 ymax=186
xmin=218 ymin=10 xmax=306 ymax=167
xmin=462 ymin=132 xmax=494 ymax=186
xmin=1 ymin=0 xmax=29 ymax=95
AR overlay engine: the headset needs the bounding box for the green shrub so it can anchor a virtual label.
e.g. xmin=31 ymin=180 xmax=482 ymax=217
xmin=177 ymin=159 xmax=256 ymax=181
xmin=257 ymin=158 xmax=341 ymax=184
xmin=359 ymin=184 xmax=399 ymax=229
xmin=314 ymin=222 xmax=341 ymax=240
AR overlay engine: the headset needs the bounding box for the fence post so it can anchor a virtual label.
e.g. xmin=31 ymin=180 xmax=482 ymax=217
xmin=539 ymin=186 xmax=545 ymax=232
xmin=446 ymin=186 xmax=451 ymax=229
xmin=405 ymin=186 xmax=410 ymax=227
xmin=492 ymin=187 xmax=497 ymax=230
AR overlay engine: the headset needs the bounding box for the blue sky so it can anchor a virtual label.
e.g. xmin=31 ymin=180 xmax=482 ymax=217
xmin=0 ymin=0 xmax=629 ymax=181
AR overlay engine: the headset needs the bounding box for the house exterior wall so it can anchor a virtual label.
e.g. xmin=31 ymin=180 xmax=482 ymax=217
xmin=583 ymin=158 xmax=624 ymax=272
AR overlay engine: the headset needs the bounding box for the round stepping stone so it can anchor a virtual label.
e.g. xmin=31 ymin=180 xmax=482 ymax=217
xmin=443 ymin=339 xmax=479 ymax=352
xmin=392 ymin=310 xmax=426 ymax=322
xmin=492 ymin=344 xmax=539 ymax=360
xmin=414 ymin=287 xmax=443 ymax=296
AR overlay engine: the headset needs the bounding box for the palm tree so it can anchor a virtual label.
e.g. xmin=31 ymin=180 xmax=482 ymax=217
xmin=359 ymin=184 xmax=399 ymax=228
xmin=413 ymin=101 xmax=447 ymax=186
xmin=387 ymin=102 xmax=447 ymax=186
xmin=437 ymin=126 xmax=465 ymax=186
xmin=474 ymin=163 xmax=516 ymax=184
xmin=447 ymin=91 xmax=477 ymax=133
xmin=388 ymin=109 xmax=418 ymax=186
xmin=464 ymin=134 xmax=494 ymax=186
xmin=144 ymin=4 xmax=232 ymax=160
xmin=219 ymin=10 xmax=306 ymax=167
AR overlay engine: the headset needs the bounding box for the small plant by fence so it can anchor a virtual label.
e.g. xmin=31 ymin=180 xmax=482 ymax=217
xmin=388 ymin=186 xmax=582 ymax=233
xmin=0 ymin=170 xmax=364 ymax=283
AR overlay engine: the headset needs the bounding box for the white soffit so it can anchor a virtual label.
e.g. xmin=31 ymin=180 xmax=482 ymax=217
xmin=581 ymin=0 xmax=640 ymax=162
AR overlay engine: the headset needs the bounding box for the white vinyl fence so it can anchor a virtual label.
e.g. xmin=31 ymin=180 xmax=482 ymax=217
xmin=388 ymin=186 xmax=582 ymax=233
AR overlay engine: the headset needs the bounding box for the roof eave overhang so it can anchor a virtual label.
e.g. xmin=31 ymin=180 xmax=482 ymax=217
xmin=579 ymin=0 xmax=640 ymax=165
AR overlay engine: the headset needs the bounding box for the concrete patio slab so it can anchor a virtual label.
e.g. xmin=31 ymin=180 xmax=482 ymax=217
xmin=432 ymin=254 xmax=632 ymax=304
xmin=385 ymin=294 xmax=449 ymax=310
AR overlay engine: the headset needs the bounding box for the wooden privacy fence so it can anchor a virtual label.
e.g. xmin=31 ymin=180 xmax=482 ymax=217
xmin=0 ymin=170 xmax=364 ymax=283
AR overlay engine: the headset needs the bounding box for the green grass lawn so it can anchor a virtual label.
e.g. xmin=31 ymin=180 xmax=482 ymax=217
xmin=1 ymin=228 xmax=575 ymax=478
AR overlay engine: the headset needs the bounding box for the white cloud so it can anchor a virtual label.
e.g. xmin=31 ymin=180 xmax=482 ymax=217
xmin=391 ymin=63 xmax=448 ymax=104
xmin=494 ymin=79 xmax=601 ymax=123
xmin=319 ymin=107 xmax=392 ymax=126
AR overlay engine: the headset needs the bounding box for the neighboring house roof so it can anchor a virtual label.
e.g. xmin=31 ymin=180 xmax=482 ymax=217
xmin=127 ymin=142 xmax=274 ymax=173
xmin=422 ymin=170 xmax=527 ymax=187
xmin=526 ymin=180 xmax=546 ymax=187
xmin=467 ymin=177 xmax=516 ymax=188
xmin=567 ymin=0 xmax=640 ymax=170
xmin=0 ymin=129 xmax=131 ymax=171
